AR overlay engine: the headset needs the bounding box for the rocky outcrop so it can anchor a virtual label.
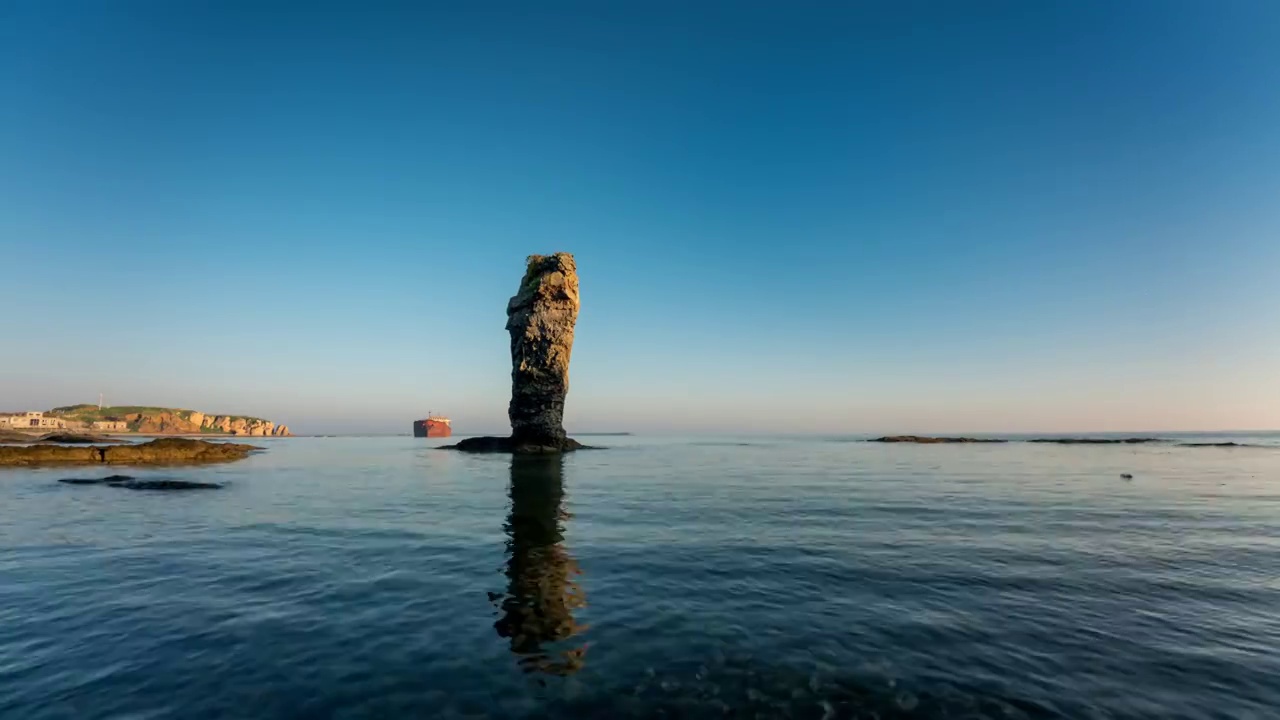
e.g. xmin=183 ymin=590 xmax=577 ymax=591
xmin=132 ymin=412 xmax=201 ymax=434
xmin=871 ymin=436 xmax=1008 ymax=444
xmin=0 ymin=428 xmax=37 ymax=444
xmin=508 ymin=253 xmax=581 ymax=447
xmin=449 ymin=253 xmax=585 ymax=454
xmin=0 ymin=438 xmax=261 ymax=466
xmin=197 ymin=415 xmax=285 ymax=436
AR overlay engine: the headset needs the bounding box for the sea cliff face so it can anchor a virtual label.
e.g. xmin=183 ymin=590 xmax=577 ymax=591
xmin=46 ymin=406 xmax=291 ymax=436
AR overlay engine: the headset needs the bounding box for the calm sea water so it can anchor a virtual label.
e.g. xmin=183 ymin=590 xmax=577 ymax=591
xmin=2 ymin=434 xmax=1279 ymax=719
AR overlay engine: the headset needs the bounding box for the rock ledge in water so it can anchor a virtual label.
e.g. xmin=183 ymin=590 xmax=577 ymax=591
xmin=58 ymin=474 xmax=223 ymax=490
xmin=1028 ymin=438 xmax=1162 ymax=444
xmin=870 ymin=436 xmax=1007 ymax=444
xmin=1178 ymin=442 xmax=1264 ymax=448
xmin=0 ymin=438 xmax=261 ymax=466
xmin=445 ymin=436 xmax=589 ymax=454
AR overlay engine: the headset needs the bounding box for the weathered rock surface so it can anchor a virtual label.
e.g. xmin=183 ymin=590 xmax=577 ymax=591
xmin=870 ymin=436 xmax=1008 ymax=444
xmin=44 ymin=405 xmax=291 ymax=436
xmin=0 ymin=438 xmax=261 ymax=466
xmin=506 ymin=253 xmax=580 ymax=447
xmin=448 ymin=253 xmax=585 ymax=454
xmin=0 ymin=429 xmax=38 ymax=444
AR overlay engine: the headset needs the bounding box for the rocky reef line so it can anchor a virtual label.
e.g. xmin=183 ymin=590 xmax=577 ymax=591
xmin=0 ymin=438 xmax=261 ymax=466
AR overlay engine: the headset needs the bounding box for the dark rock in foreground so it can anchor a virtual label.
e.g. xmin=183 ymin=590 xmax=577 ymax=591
xmin=445 ymin=436 xmax=587 ymax=454
xmin=0 ymin=438 xmax=261 ymax=466
xmin=871 ymin=436 xmax=1008 ymax=444
xmin=58 ymin=474 xmax=223 ymax=490
xmin=1029 ymin=438 xmax=1162 ymax=444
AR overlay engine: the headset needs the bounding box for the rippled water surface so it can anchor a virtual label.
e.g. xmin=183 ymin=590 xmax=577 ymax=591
xmin=2 ymin=434 xmax=1279 ymax=719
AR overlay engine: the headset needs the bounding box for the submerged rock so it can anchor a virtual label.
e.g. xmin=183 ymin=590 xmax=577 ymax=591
xmin=870 ymin=436 xmax=1007 ymax=444
xmin=57 ymin=474 xmax=222 ymax=490
xmin=1179 ymin=442 xmax=1262 ymax=448
xmin=447 ymin=253 xmax=586 ymax=454
xmin=0 ymin=438 xmax=261 ymax=466
xmin=58 ymin=474 xmax=137 ymax=485
xmin=111 ymin=479 xmax=223 ymax=490
xmin=1029 ymin=438 xmax=1163 ymax=444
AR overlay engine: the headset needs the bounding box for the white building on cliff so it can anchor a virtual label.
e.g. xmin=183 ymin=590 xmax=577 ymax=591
xmin=0 ymin=411 xmax=67 ymax=430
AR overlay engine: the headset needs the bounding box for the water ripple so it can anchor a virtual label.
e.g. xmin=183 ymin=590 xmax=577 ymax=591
xmin=2 ymin=435 xmax=1279 ymax=718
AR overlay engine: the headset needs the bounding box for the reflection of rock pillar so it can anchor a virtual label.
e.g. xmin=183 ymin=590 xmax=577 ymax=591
xmin=493 ymin=454 xmax=587 ymax=675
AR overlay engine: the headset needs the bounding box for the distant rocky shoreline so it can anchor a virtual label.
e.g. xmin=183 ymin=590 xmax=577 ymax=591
xmin=3 ymin=406 xmax=293 ymax=437
xmin=871 ymin=435 xmax=1266 ymax=447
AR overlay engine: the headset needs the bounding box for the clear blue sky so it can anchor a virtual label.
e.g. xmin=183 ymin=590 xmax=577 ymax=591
xmin=2 ymin=1 xmax=1278 ymax=434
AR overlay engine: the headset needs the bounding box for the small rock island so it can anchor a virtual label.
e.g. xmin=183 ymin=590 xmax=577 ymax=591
xmin=448 ymin=253 xmax=586 ymax=453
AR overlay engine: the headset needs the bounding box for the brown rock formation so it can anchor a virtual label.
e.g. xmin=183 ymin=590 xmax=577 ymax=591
xmin=508 ymin=253 xmax=580 ymax=447
xmin=0 ymin=438 xmax=261 ymax=466
xmin=449 ymin=253 xmax=585 ymax=453
xmin=133 ymin=412 xmax=202 ymax=434
xmin=188 ymin=411 xmax=205 ymax=428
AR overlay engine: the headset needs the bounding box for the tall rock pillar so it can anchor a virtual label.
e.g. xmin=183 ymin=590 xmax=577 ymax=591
xmin=507 ymin=253 xmax=580 ymax=448
xmin=448 ymin=252 xmax=584 ymax=453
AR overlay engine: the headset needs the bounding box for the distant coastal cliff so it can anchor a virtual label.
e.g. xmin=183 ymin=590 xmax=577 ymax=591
xmin=42 ymin=405 xmax=291 ymax=436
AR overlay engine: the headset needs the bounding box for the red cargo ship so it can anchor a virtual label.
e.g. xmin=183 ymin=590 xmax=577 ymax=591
xmin=412 ymin=413 xmax=452 ymax=438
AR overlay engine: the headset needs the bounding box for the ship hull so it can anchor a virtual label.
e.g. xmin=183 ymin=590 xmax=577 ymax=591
xmin=413 ymin=419 xmax=452 ymax=438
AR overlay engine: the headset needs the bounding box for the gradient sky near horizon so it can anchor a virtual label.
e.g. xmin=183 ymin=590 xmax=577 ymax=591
xmin=2 ymin=1 xmax=1279 ymax=435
